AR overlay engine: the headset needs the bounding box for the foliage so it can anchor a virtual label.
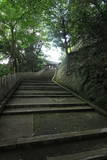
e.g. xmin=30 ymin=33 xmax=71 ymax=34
xmin=0 ymin=64 xmax=11 ymax=76
xmin=44 ymin=0 xmax=107 ymax=53
xmin=0 ymin=0 xmax=107 ymax=72
xmin=69 ymin=0 xmax=107 ymax=44
xmin=44 ymin=0 xmax=72 ymax=54
xmin=18 ymin=43 xmax=47 ymax=72
xmin=0 ymin=0 xmax=48 ymax=72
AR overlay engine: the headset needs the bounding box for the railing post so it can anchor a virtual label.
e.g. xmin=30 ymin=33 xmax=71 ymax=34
xmin=0 ymin=77 xmax=2 ymax=88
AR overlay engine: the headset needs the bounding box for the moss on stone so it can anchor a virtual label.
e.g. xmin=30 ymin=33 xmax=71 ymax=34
xmin=54 ymin=41 xmax=107 ymax=113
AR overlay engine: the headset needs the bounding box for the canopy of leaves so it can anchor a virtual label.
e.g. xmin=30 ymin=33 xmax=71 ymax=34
xmin=0 ymin=64 xmax=11 ymax=76
xmin=0 ymin=0 xmax=49 ymax=72
xmin=44 ymin=0 xmax=107 ymax=51
xmin=0 ymin=0 xmax=107 ymax=74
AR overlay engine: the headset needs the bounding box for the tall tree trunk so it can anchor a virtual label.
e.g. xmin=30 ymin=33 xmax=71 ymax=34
xmin=62 ymin=18 xmax=70 ymax=74
xmin=62 ymin=18 xmax=69 ymax=55
xmin=11 ymin=25 xmax=17 ymax=73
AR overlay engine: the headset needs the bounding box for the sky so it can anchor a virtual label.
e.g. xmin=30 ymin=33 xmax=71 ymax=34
xmin=0 ymin=59 xmax=9 ymax=64
xmin=42 ymin=45 xmax=62 ymax=63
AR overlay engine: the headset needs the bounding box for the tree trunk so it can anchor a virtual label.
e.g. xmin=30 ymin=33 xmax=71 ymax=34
xmin=62 ymin=18 xmax=69 ymax=55
xmin=62 ymin=18 xmax=70 ymax=74
xmin=11 ymin=25 xmax=17 ymax=73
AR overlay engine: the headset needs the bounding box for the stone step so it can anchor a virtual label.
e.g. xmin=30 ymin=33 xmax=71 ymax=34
xmin=18 ymin=86 xmax=64 ymax=91
xmin=2 ymin=78 xmax=107 ymax=155
xmin=0 ymin=127 xmax=107 ymax=149
xmin=1 ymin=140 xmax=107 ymax=160
xmin=3 ymin=106 xmax=94 ymax=115
xmin=29 ymin=112 xmax=107 ymax=136
xmin=20 ymin=83 xmax=56 ymax=86
xmin=19 ymin=84 xmax=59 ymax=87
xmin=14 ymin=90 xmax=70 ymax=95
xmin=47 ymin=148 xmax=107 ymax=160
xmin=12 ymin=94 xmax=74 ymax=98
xmin=6 ymin=97 xmax=88 ymax=107
xmin=21 ymin=80 xmax=52 ymax=83
xmin=19 ymin=85 xmax=59 ymax=88
xmin=5 ymin=103 xmax=89 ymax=109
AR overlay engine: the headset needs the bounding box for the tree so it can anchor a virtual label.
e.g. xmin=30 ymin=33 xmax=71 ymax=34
xmin=18 ymin=40 xmax=45 ymax=72
xmin=44 ymin=0 xmax=72 ymax=55
xmin=44 ymin=0 xmax=107 ymax=50
xmin=0 ymin=0 xmax=46 ymax=72
xmin=69 ymin=0 xmax=107 ymax=44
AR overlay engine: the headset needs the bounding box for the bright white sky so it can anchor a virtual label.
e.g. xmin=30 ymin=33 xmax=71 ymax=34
xmin=0 ymin=59 xmax=8 ymax=64
xmin=42 ymin=45 xmax=62 ymax=63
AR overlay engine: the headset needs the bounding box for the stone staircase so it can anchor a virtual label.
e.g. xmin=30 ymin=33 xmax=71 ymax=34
xmin=0 ymin=79 xmax=107 ymax=160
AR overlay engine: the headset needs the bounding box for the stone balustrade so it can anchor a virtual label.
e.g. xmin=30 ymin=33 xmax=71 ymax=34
xmin=0 ymin=73 xmax=21 ymax=102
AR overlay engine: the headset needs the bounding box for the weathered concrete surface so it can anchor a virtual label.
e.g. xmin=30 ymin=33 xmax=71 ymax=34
xmin=12 ymin=94 xmax=74 ymax=98
xmin=1 ymin=136 xmax=107 ymax=160
xmin=47 ymin=148 xmax=107 ymax=160
xmin=20 ymin=69 xmax=55 ymax=81
xmin=18 ymin=85 xmax=64 ymax=90
xmin=0 ymin=69 xmax=107 ymax=159
xmin=33 ymin=112 xmax=107 ymax=136
xmin=3 ymin=106 xmax=93 ymax=115
xmin=0 ymin=114 xmax=33 ymax=140
xmin=2 ymin=111 xmax=107 ymax=143
xmin=6 ymin=97 xmax=86 ymax=105
xmin=14 ymin=90 xmax=69 ymax=95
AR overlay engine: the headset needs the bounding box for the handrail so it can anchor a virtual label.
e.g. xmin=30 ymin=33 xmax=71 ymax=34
xmin=0 ymin=73 xmax=20 ymax=89
xmin=0 ymin=73 xmax=21 ymax=103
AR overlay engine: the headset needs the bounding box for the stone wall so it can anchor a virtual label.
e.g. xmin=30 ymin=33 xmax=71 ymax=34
xmin=53 ymin=41 xmax=107 ymax=113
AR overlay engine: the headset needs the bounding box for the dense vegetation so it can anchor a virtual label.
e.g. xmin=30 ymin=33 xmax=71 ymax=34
xmin=0 ymin=64 xmax=11 ymax=76
xmin=45 ymin=0 xmax=107 ymax=52
xmin=0 ymin=0 xmax=50 ymax=73
xmin=52 ymin=0 xmax=107 ymax=112
xmin=0 ymin=0 xmax=107 ymax=73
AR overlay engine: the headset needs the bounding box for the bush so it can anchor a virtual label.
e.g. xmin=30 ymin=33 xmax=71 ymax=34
xmin=0 ymin=64 xmax=11 ymax=77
